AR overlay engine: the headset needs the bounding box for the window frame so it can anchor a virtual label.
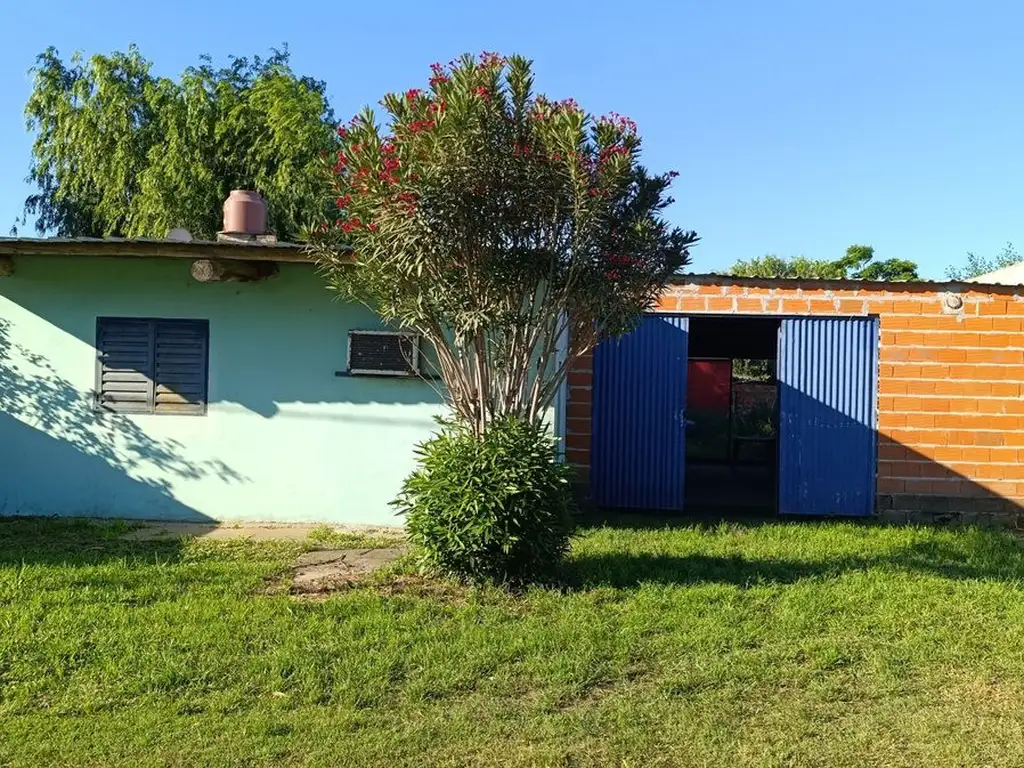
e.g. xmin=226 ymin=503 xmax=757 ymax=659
xmin=346 ymin=329 xmax=421 ymax=377
xmin=94 ymin=316 xmax=210 ymax=416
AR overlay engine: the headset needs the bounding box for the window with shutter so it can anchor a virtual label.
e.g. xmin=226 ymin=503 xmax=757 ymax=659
xmin=95 ymin=318 xmax=209 ymax=415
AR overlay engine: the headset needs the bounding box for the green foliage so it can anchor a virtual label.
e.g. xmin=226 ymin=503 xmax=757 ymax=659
xmin=311 ymin=53 xmax=697 ymax=432
xmin=946 ymin=241 xmax=1020 ymax=280
xmin=396 ymin=416 xmax=575 ymax=584
xmin=19 ymin=45 xmax=336 ymax=240
xmin=731 ymin=244 xmax=919 ymax=281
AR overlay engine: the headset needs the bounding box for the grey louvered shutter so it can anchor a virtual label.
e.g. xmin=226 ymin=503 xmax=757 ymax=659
xmin=96 ymin=319 xmax=155 ymax=413
xmin=96 ymin=318 xmax=208 ymax=415
xmin=153 ymin=320 xmax=208 ymax=414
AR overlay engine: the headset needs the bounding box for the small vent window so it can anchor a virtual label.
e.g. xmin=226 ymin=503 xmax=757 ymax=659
xmin=95 ymin=318 xmax=209 ymax=415
xmin=348 ymin=330 xmax=420 ymax=376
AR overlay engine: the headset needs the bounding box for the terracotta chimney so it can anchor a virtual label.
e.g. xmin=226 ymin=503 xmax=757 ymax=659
xmin=219 ymin=190 xmax=274 ymax=243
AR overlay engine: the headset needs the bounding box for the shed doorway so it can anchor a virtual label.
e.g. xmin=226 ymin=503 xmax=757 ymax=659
xmin=684 ymin=316 xmax=781 ymax=513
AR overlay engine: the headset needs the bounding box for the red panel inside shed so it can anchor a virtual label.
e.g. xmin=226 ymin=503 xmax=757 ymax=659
xmin=687 ymin=360 xmax=731 ymax=413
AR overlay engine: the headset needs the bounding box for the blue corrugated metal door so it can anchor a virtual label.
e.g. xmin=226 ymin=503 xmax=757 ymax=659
xmin=591 ymin=315 xmax=689 ymax=509
xmin=778 ymin=317 xmax=879 ymax=517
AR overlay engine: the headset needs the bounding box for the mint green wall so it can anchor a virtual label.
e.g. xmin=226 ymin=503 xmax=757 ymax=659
xmin=0 ymin=255 xmax=445 ymax=525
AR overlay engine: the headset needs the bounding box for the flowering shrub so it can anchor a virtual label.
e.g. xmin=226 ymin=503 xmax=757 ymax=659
xmin=311 ymin=52 xmax=697 ymax=435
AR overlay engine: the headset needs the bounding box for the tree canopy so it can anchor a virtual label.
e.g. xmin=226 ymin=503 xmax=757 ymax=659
xmin=18 ymin=46 xmax=336 ymax=241
xmin=730 ymin=245 xmax=919 ymax=281
xmin=946 ymin=242 xmax=1020 ymax=280
xmin=311 ymin=53 xmax=696 ymax=435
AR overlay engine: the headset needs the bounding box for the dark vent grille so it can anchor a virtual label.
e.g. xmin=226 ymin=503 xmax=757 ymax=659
xmin=348 ymin=331 xmax=419 ymax=376
xmin=96 ymin=318 xmax=209 ymax=415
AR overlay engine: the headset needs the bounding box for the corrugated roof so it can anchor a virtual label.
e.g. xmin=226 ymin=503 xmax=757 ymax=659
xmin=967 ymin=262 xmax=1024 ymax=286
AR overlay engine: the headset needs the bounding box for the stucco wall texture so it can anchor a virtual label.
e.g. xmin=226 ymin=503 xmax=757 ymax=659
xmin=567 ymin=277 xmax=1024 ymax=528
xmin=0 ymin=255 xmax=444 ymax=525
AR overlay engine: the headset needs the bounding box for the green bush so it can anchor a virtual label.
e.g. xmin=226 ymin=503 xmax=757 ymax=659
xmin=394 ymin=417 xmax=576 ymax=585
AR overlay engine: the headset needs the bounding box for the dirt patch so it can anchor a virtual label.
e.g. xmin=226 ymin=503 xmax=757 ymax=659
xmin=287 ymin=548 xmax=406 ymax=595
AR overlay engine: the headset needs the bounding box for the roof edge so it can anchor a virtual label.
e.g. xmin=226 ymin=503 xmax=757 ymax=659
xmin=0 ymin=236 xmax=314 ymax=263
xmin=671 ymin=272 xmax=1024 ymax=294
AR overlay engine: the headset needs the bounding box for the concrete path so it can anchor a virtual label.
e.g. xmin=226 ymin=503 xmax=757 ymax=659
xmin=122 ymin=521 xmax=404 ymax=542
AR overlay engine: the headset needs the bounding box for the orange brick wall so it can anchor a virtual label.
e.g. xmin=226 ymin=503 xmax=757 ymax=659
xmin=567 ymin=277 xmax=1024 ymax=527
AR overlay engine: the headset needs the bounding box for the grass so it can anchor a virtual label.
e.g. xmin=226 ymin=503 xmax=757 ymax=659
xmin=5 ymin=515 xmax=1024 ymax=766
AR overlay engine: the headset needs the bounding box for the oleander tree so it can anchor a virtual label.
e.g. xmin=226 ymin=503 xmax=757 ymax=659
xmin=310 ymin=53 xmax=697 ymax=437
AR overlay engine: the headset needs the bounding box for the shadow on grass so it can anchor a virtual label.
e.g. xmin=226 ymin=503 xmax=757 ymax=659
xmin=0 ymin=517 xmax=188 ymax=568
xmin=571 ymin=511 xmax=1024 ymax=589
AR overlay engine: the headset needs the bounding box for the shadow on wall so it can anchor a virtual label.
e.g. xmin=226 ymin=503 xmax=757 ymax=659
xmin=0 ymin=318 xmax=243 ymax=521
xmin=2 ymin=259 xmax=446 ymax=418
xmin=596 ymin=382 xmax=1024 ymax=528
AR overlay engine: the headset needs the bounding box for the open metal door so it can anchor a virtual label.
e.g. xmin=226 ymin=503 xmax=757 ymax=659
xmin=777 ymin=317 xmax=878 ymax=517
xmin=591 ymin=315 xmax=689 ymax=510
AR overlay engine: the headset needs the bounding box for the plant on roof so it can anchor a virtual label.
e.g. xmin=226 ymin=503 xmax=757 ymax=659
xmin=310 ymin=53 xmax=697 ymax=583
xmin=731 ymin=245 xmax=919 ymax=281
xmin=18 ymin=45 xmax=335 ymax=241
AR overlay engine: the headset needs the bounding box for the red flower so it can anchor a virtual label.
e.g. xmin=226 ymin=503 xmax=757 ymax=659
xmin=430 ymin=62 xmax=445 ymax=74
xmin=336 ymin=125 xmax=347 ymax=138
xmin=381 ymin=142 xmax=397 ymax=155
xmin=429 ymin=73 xmax=450 ymax=87
xmin=552 ymin=153 xmax=562 ymax=161
xmin=475 ymin=86 xmax=490 ymax=100
xmin=479 ymin=51 xmax=504 ymax=68
xmin=606 ymin=270 xmax=620 ymax=281
xmin=397 ymin=192 xmax=418 ymax=203
xmin=405 ymin=89 xmax=422 ymax=101
xmin=383 ymin=157 xmax=400 ymax=172
xmin=335 ymin=195 xmax=352 ymax=209
xmin=340 ymin=217 xmax=362 ymax=233
xmin=367 ymin=222 xmax=378 ymax=232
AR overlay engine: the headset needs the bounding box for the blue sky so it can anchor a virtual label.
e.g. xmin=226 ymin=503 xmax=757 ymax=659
xmin=0 ymin=0 xmax=1021 ymax=277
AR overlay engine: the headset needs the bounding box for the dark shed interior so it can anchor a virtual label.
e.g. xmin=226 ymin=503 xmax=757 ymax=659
xmin=685 ymin=316 xmax=781 ymax=512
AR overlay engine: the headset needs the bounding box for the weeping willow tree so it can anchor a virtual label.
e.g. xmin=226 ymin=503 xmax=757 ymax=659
xmin=311 ymin=53 xmax=697 ymax=436
xmin=18 ymin=45 xmax=336 ymax=240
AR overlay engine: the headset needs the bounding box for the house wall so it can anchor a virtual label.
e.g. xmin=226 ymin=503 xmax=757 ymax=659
xmin=0 ymin=255 xmax=445 ymax=525
xmin=567 ymin=278 xmax=1024 ymax=527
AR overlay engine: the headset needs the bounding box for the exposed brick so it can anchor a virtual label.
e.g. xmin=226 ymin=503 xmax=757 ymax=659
xmin=569 ymin=386 xmax=591 ymax=404
xmin=563 ymin=277 xmax=1024 ymax=528
xmin=564 ymin=432 xmax=591 ymax=451
xmin=567 ymin=370 xmax=592 ymax=387
xmin=736 ymin=297 xmax=765 ymax=313
xmin=677 ymin=296 xmax=707 ymax=312
xmin=990 ymin=317 xmax=1024 ymax=332
xmin=566 ymin=403 xmax=591 ymax=419
xmin=705 ymin=296 xmax=735 ymax=312
xmin=877 ymin=478 xmax=906 ymax=494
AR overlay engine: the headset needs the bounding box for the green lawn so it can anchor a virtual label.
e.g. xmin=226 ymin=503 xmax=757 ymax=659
xmin=4 ymin=516 xmax=1024 ymax=766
